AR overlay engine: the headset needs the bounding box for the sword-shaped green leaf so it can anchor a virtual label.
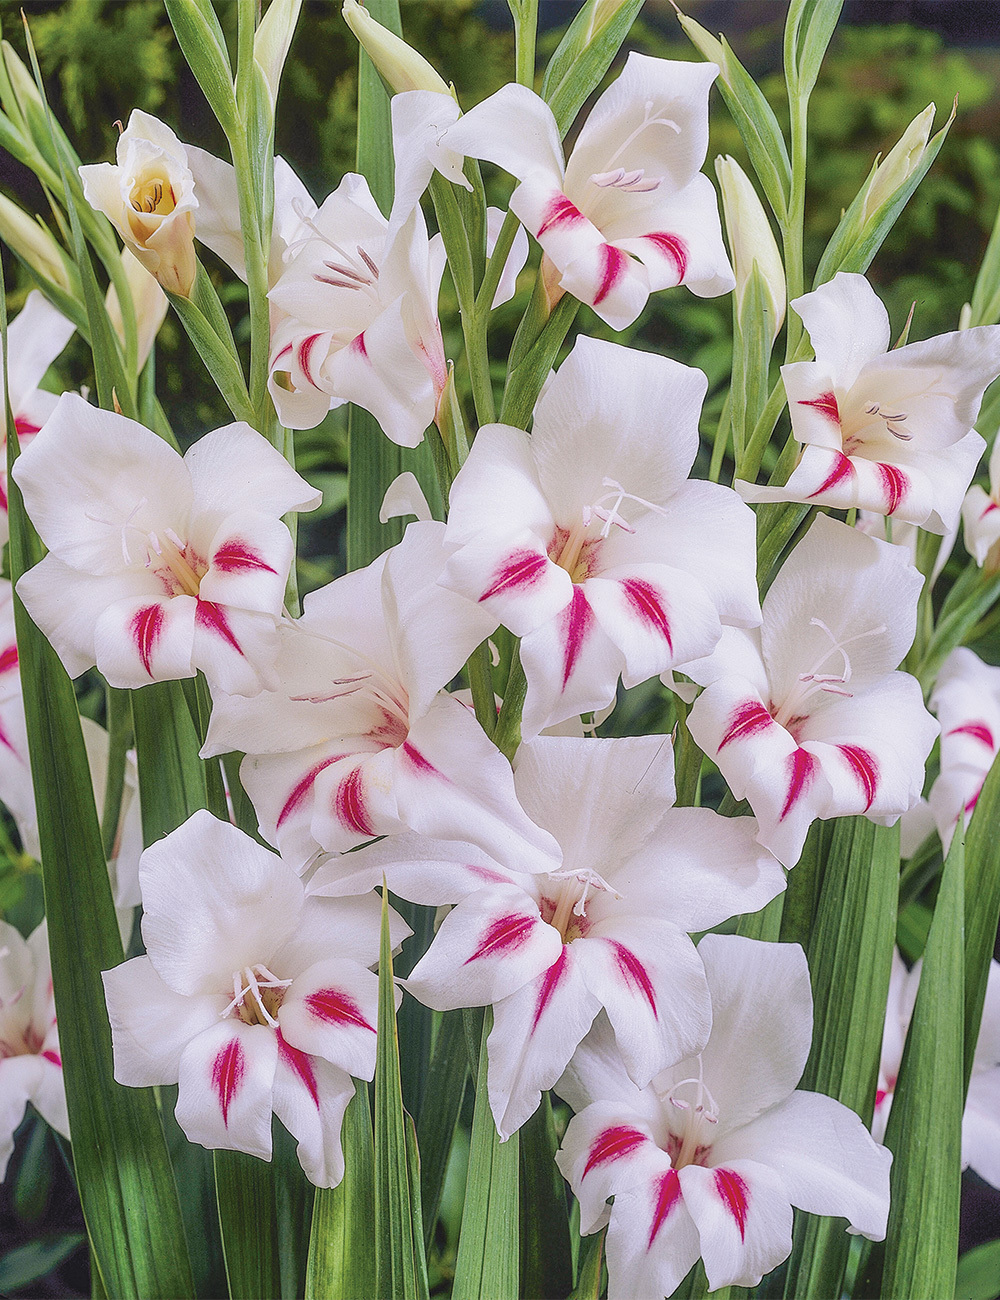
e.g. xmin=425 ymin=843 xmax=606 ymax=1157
xmin=305 ymin=1085 xmax=376 ymax=1300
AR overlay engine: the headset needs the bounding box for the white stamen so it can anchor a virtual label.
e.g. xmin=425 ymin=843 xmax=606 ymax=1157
xmin=773 ymin=616 xmax=887 ymax=725
xmin=220 ymin=964 xmax=294 ymax=1027
xmin=547 ymin=867 xmax=621 ymax=916
xmin=604 ymin=99 xmax=681 ymax=170
xmin=663 ymin=1055 xmax=720 ymax=1123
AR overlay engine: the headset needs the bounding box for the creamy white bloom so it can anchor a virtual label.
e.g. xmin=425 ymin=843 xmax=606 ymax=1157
xmin=961 ymin=437 xmax=1000 ymax=568
xmin=927 ymin=647 xmax=1000 ymax=849
xmin=736 ymin=273 xmax=1000 ymax=531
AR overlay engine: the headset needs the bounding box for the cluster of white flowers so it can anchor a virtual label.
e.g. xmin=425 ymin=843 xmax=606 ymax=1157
xmin=3 ymin=32 xmax=1000 ymax=1298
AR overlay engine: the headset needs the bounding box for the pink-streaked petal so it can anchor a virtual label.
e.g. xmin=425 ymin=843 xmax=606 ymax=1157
xmin=192 ymin=601 xmax=280 ymax=697
xmin=175 ymin=1021 xmax=277 ymax=1161
xmin=603 ymin=1161 xmax=702 ymax=1300
xmin=404 ymin=884 xmax=560 ymax=1013
xmin=679 ymin=1159 xmax=793 ymax=1291
xmin=197 ymin=513 xmax=292 ymax=617
xmin=94 ymin=593 xmax=197 ymax=688
xmin=780 ymin=362 xmax=846 ymax=452
xmin=556 ymin=1099 xmax=665 ymax=1235
xmin=271 ymin=1038 xmax=355 ymax=1188
xmin=444 ymin=537 xmax=572 ymax=639
xmin=558 ymin=240 xmax=650 ymax=330
xmin=279 ymin=958 xmax=381 ymax=1081
xmin=487 ymin=943 xmax=602 ymax=1138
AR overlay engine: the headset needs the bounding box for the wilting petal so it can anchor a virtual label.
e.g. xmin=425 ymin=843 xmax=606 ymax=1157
xmin=279 ymin=958 xmax=381 ymax=1080
xmin=175 ymin=1021 xmax=277 ymax=1161
xmin=271 ymin=1037 xmax=355 ymax=1188
xmin=680 ymin=1158 xmax=793 ymax=1290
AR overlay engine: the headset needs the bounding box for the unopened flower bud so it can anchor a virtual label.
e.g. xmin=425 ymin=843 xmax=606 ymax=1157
xmin=342 ymin=0 xmax=452 ymax=97
xmin=254 ymin=0 xmax=302 ymax=108
xmin=715 ymin=155 xmax=785 ymax=341
xmin=79 ymin=109 xmax=197 ymax=298
xmin=0 ymin=193 xmax=71 ymax=291
xmin=105 ymin=249 xmax=168 ymax=370
xmin=1 ymin=41 xmax=43 ymax=115
xmin=673 ymin=10 xmax=725 ymax=70
xmin=862 ymin=104 xmax=935 ymax=223
xmin=581 ymin=0 xmax=631 ymax=44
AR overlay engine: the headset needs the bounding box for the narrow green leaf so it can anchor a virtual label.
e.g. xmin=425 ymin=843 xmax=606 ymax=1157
xmin=568 ymin=1229 xmax=605 ymax=1300
xmin=541 ymin=0 xmax=645 ymax=135
xmin=167 ymin=285 xmax=255 ymax=426
xmin=215 ymin=1150 xmax=282 ymax=1300
xmin=520 ymin=1095 xmax=573 ymax=1300
xmin=305 ymin=1085 xmax=376 ymax=1300
xmin=718 ymin=38 xmax=791 ymax=222
xmin=164 ymin=0 xmax=238 ymax=131
xmin=956 ymin=1240 xmax=1000 ymax=1300
xmin=452 ymin=1012 xmax=519 ymax=1300
xmin=131 ymin=680 xmax=209 ymax=843
xmin=404 ymin=1114 xmax=431 ymax=1300
xmin=781 ymin=818 xmax=898 ymax=1300
xmin=964 ymin=749 xmax=1000 ymax=1087
xmin=375 ymin=888 xmax=428 ymax=1300
xmin=0 ymin=1234 xmax=86 ymax=1294
xmin=417 ymin=1010 xmax=468 ymax=1251
xmin=789 ymin=0 xmax=844 ymax=97
xmin=880 ymin=826 xmax=964 ymax=1300
xmin=500 ymin=295 xmax=580 ymax=431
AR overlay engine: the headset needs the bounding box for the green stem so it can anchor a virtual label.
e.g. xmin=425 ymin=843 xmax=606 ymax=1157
xmin=228 ymin=129 xmax=274 ymax=437
xmin=467 ymin=640 xmax=499 ymax=738
xmin=709 ymin=390 xmax=731 ymax=484
xmin=782 ymin=93 xmax=809 ymax=361
xmin=494 ymin=645 xmax=528 ymax=762
xmin=512 ymin=0 xmax=539 ymax=87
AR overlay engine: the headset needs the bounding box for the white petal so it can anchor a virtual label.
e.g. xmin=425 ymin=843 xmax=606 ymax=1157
xmin=791 ymin=273 xmax=891 ymax=389
xmin=93 ymin=593 xmax=197 ymax=688
xmin=0 ymin=1056 xmax=37 ymax=1181
xmin=962 ymin=485 xmax=1000 ymax=566
xmin=379 ymin=471 xmax=432 ymax=524
xmin=184 ymin=421 xmax=321 ymax=521
xmin=388 ymin=89 xmax=464 ymax=237
xmin=185 ymin=144 xmax=245 ymax=279
xmin=443 ymin=422 xmax=555 ymax=548
xmin=963 ymin=1070 xmax=1000 ymax=1188
xmin=278 ymin=959 xmax=380 ymax=1080
xmin=272 ymin=892 xmax=401 ymax=973
xmin=175 ymin=1021 xmax=277 ymax=1161
xmin=197 ymin=512 xmax=293 ymax=616
xmin=557 ymin=1099 xmax=665 ymax=1234
xmin=486 ymin=205 xmax=529 ymax=307
xmin=271 ymin=1037 xmax=354 ymax=1188
xmin=438 ymin=83 xmax=564 ymax=186
xmin=557 ymin=242 xmax=651 ymax=330
xmin=680 ymin=1158 xmax=793 ymax=1290
xmin=309 ymin=833 xmax=518 ymax=906
xmin=5 ymin=291 xmax=75 ymax=408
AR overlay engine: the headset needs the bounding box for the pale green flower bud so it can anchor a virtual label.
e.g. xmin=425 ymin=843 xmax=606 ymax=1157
xmin=673 ymin=11 xmax=725 ymax=69
xmin=0 ymin=193 xmax=71 ymax=291
xmin=1 ymin=41 xmax=43 ymax=115
xmin=342 ymin=0 xmax=452 ymax=97
xmin=581 ymin=0 xmax=632 ymax=44
xmin=862 ymin=104 xmax=935 ymax=223
xmin=715 ymin=155 xmax=785 ymax=341
xmin=254 ymin=0 xmax=303 ymax=108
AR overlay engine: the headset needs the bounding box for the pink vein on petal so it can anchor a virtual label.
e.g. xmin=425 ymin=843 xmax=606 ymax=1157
xmin=620 ymin=578 xmax=672 ymax=652
xmin=807 ymin=451 xmax=855 ymax=499
xmin=607 ymin=940 xmax=657 ymax=1018
xmin=798 ymin=391 xmax=840 ymax=423
xmin=465 ymin=912 xmax=536 ymax=964
xmin=838 ymin=743 xmax=879 ymax=811
xmin=42 ymin=1049 xmax=61 ymax=1068
xmin=648 ymin=1169 xmax=682 ymax=1249
xmin=714 ymin=1168 xmax=749 ymax=1241
xmin=644 ymin=231 xmax=687 ymax=281
xmin=560 ymin=586 xmax=594 ymax=689
xmin=593 ymin=244 xmax=629 ymax=306
xmin=584 ymin=1125 xmax=647 ymax=1178
xmin=298 ymin=333 xmax=323 ymax=387
xmin=211 ymin=1037 xmax=245 ymax=1127
xmin=531 ymin=947 xmax=570 ymax=1032
xmin=304 ymin=988 xmax=375 ymax=1033
xmin=131 ymin=604 xmax=165 ymax=677
xmin=948 ymin=722 xmax=995 ymax=749
xmin=401 ymin=741 xmax=441 ymax=776
xmin=212 ymin=541 xmax=277 ymax=576
xmin=277 ymin=754 xmax=348 ymax=830
xmin=877 ymin=463 xmax=908 ymax=516
xmin=779 ymin=748 xmax=818 ymax=821
xmin=480 ymin=550 xmax=548 ymax=602
xmin=538 ymin=193 xmax=586 ymax=237
xmin=196 ymin=600 xmax=244 ymax=657
xmin=719 ymin=700 xmax=773 ymax=750
xmin=276 ymin=1029 xmax=320 ymax=1108
xmin=335 ymin=765 xmax=376 ymax=837
xmin=0 ymin=644 xmax=18 ymax=676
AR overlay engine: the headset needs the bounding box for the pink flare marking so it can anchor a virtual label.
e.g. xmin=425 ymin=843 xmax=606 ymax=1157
xmin=212 ymin=540 xmax=277 ymax=577
xmin=875 ymin=1087 xmax=889 ymax=1109
xmin=276 ymin=1030 xmax=319 ymax=1108
xmin=645 ymin=231 xmax=688 ymax=281
xmin=838 ymin=743 xmax=879 ymax=812
xmin=304 ymin=987 xmax=375 ymax=1034
xmin=807 ymin=451 xmax=855 ymax=499
xmin=196 ymin=600 xmax=244 ymax=657
xmin=42 ymin=1049 xmax=61 ymax=1068
xmin=948 ymin=722 xmax=996 ymax=750
xmin=0 ymin=477 xmax=6 ymax=513
xmin=798 ymin=391 xmax=841 ymax=424
xmin=648 ymin=1169 xmax=682 ymax=1249
xmin=779 ymin=748 xmax=818 ymax=822
xmin=480 ymin=549 xmax=548 ymax=602
xmin=130 ymin=604 xmax=165 ymax=677
xmin=531 ymin=946 xmax=570 ymax=1033
xmin=467 ymin=863 xmax=512 ymax=885
xmin=593 ymin=244 xmax=629 ymax=307
xmin=0 ymin=718 xmax=18 ymax=757
xmin=619 ymin=578 xmax=672 ymax=652
xmin=560 ymin=585 xmax=594 ymax=690
xmin=537 ymin=193 xmax=586 ymax=237
xmin=13 ymin=416 xmax=41 ymax=439
xmin=607 ymin=940 xmax=657 ymax=1018
xmin=211 ymin=1037 xmax=245 ymax=1127
xmin=0 ymin=643 xmax=18 ymax=675
xmin=401 ymin=741 xmax=440 ymax=775
xmin=584 ymin=1125 xmax=647 ymax=1179
xmin=277 ymin=754 xmax=347 ymax=831
xmin=877 ymin=462 xmax=908 ymax=516
xmin=714 ymin=1168 xmax=750 ymax=1240
xmin=297 ymin=333 xmax=323 ymax=388
xmin=719 ymin=700 xmax=773 ymax=750
xmin=352 ymin=331 xmax=369 ymax=360
xmin=966 ymin=784 xmax=983 ymax=816
xmin=465 ymin=912 xmax=536 ymax=964
xmin=335 ymin=765 xmax=376 ymax=837
xmin=272 ymin=342 xmax=293 ymax=366
xmin=981 ymin=500 xmax=999 ymax=519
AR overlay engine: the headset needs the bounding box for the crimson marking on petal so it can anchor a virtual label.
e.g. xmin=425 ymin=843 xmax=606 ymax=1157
xmin=560 ymin=586 xmax=594 ymax=690
xmin=272 ymin=342 xmax=293 ymax=366
xmin=211 ymin=1037 xmax=245 ymax=1127
xmin=212 ymin=540 xmax=277 ymax=576
xmin=875 ymin=1087 xmax=889 ymax=1109
xmin=130 ymin=604 xmax=165 ymax=677
xmin=13 ymin=416 xmax=41 ymax=439
xmin=877 ymin=462 xmax=908 ymax=516
xmin=304 ymin=987 xmax=375 ymax=1033
xmin=607 ymin=940 xmax=657 ymax=1018
xmin=0 ymin=643 xmax=18 ymax=675
xmin=620 ymin=578 xmax=672 ymax=652
xmin=467 ymin=863 xmax=510 ymax=885
xmin=807 ymin=451 xmax=855 ymax=499
xmin=798 ymin=391 xmax=841 ymax=424
xmin=196 ymin=600 xmax=244 ymax=657
xmin=0 ymin=718 xmax=18 ymax=757
xmin=297 ymin=333 xmax=323 ymax=387
xmin=480 ymin=550 xmax=548 ymax=602
xmin=352 ymin=331 xmax=369 ymax=360
xmin=276 ymin=1029 xmax=320 ymax=1108
xmin=714 ymin=1168 xmax=750 ymax=1240
xmin=0 ymin=478 xmax=6 ymax=513
xmin=645 ymin=232 xmax=687 ymax=281
xmin=531 ymin=947 xmax=570 ymax=1033
xmin=948 ymin=722 xmax=996 ymax=749
xmin=335 ymin=765 xmax=376 ymax=837
xmin=277 ymin=754 xmax=348 ymax=830
xmin=966 ymin=784 xmax=983 ymax=816
xmin=465 ymin=912 xmax=536 ymax=964
xmin=402 ymin=741 xmax=441 ymax=776
xmin=981 ymin=501 xmax=999 ymax=518
xmin=719 ymin=700 xmax=773 ymax=750
xmin=538 ymin=193 xmax=586 ymax=237
xmin=42 ymin=1049 xmax=61 ymax=1068
xmin=779 ymin=748 xmax=819 ymax=821
xmin=593 ymin=244 xmax=629 ymax=306
xmin=584 ymin=1125 xmax=646 ymax=1179
xmin=838 ymin=743 xmax=879 ymax=812
xmin=648 ymin=1169 xmax=682 ymax=1248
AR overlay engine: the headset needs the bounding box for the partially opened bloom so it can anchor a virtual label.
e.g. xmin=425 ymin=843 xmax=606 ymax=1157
xmin=736 ymin=273 xmax=1000 ymax=531
xmin=439 ymin=54 xmax=734 ymax=328
xmin=875 ymin=950 xmax=1000 ymax=1188
xmin=202 ymin=521 xmax=557 ymax=874
xmin=14 ymin=394 xmax=320 ymax=695
xmin=0 ymin=290 xmax=75 ymax=544
xmin=684 ymin=514 xmax=937 ymax=867
xmin=80 ymin=110 xmax=199 ymax=296
xmin=440 ymin=335 xmax=759 ymax=737
xmin=315 ymin=736 xmax=783 ymax=1138
xmin=0 ymin=920 xmax=67 ymax=1182
xmin=103 ymin=811 xmax=407 ymax=1188
xmin=927 ymin=647 xmax=1000 ymax=849
xmin=555 ymin=935 xmax=891 ymax=1296
xmin=961 ymin=437 xmax=1000 ymax=568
